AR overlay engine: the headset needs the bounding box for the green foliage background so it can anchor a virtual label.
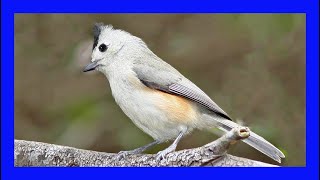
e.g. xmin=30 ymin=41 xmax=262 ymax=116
xmin=14 ymin=14 xmax=305 ymax=165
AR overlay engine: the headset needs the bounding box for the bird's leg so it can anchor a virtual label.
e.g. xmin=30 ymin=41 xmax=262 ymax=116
xmin=156 ymin=131 xmax=185 ymax=161
xmin=117 ymin=140 xmax=160 ymax=160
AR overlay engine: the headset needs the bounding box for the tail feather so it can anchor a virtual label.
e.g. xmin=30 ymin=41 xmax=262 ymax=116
xmin=215 ymin=119 xmax=285 ymax=163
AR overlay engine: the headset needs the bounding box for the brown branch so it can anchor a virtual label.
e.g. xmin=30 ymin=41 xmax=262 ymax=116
xmin=14 ymin=127 xmax=278 ymax=167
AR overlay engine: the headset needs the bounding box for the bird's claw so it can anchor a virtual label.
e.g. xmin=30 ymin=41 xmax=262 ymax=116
xmin=156 ymin=145 xmax=176 ymax=161
xmin=156 ymin=151 xmax=166 ymax=161
xmin=116 ymin=150 xmax=132 ymax=160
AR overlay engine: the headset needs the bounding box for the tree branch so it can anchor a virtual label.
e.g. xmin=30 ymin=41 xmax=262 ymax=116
xmin=14 ymin=127 xmax=278 ymax=167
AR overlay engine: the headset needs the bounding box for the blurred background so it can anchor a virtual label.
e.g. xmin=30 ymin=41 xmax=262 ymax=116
xmin=14 ymin=14 xmax=305 ymax=166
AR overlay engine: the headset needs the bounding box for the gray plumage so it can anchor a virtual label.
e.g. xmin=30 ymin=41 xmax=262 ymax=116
xmin=133 ymin=57 xmax=284 ymax=162
xmin=133 ymin=62 xmax=232 ymax=120
xmin=83 ymin=23 xmax=285 ymax=163
xmin=212 ymin=117 xmax=285 ymax=163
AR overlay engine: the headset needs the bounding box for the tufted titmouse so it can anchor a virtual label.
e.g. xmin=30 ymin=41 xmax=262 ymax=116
xmin=83 ymin=23 xmax=285 ymax=163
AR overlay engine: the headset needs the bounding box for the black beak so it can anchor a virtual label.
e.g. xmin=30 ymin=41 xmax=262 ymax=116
xmin=83 ymin=61 xmax=99 ymax=72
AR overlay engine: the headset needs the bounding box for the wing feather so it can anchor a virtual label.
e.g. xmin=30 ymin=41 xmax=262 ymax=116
xmin=169 ymin=83 xmax=232 ymax=120
xmin=133 ymin=60 xmax=232 ymax=120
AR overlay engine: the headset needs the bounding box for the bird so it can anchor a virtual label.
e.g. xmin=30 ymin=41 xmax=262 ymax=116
xmin=83 ymin=23 xmax=285 ymax=163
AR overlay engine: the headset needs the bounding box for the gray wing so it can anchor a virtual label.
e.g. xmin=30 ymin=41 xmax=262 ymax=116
xmin=132 ymin=60 xmax=232 ymax=120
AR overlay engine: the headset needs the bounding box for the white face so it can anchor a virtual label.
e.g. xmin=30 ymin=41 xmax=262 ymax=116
xmin=83 ymin=25 xmax=127 ymax=73
xmin=92 ymin=28 xmax=125 ymax=70
xmin=83 ymin=24 xmax=148 ymax=74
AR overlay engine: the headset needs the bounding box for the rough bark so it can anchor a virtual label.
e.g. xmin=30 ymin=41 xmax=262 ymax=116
xmin=14 ymin=127 xmax=278 ymax=167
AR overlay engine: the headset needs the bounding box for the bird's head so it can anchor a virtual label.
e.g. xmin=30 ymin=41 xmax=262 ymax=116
xmin=83 ymin=23 xmax=149 ymax=73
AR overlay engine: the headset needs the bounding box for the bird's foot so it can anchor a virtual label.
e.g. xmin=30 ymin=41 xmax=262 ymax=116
xmin=156 ymin=144 xmax=177 ymax=161
xmin=116 ymin=150 xmax=139 ymax=160
xmin=116 ymin=141 xmax=160 ymax=160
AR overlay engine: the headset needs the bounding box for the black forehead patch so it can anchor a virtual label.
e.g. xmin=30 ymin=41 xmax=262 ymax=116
xmin=92 ymin=22 xmax=104 ymax=50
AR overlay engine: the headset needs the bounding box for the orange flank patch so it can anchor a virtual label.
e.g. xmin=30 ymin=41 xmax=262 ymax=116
xmin=126 ymin=72 xmax=198 ymax=123
xmin=153 ymin=90 xmax=198 ymax=123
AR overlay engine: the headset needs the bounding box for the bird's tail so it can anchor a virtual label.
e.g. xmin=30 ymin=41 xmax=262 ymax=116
xmin=213 ymin=118 xmax=285 ymax=163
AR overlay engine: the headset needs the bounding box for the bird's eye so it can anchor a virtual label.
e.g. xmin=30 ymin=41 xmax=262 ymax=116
xmin=98 ymin=44 xmax=108 ymax=52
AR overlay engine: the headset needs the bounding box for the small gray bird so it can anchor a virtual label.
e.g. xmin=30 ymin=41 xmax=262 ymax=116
xmin=83 ymin=23 xmax=285 ymax=163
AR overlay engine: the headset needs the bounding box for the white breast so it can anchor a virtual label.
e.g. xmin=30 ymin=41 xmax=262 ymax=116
xmin=106 ymin=70 xmax=196 ymax=141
